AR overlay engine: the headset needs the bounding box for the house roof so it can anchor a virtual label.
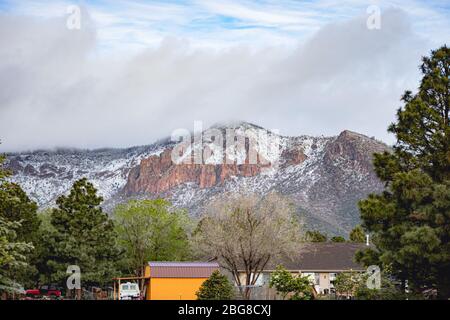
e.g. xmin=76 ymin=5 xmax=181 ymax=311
xmin=147 ymin=261 xmax=219 ymax=278
xmin=263 ymin=243 xmax=368 ymax=272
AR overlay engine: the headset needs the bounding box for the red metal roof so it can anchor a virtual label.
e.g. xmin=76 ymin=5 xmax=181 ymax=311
xmin=148 ymin=261 xmax=219 ymax=278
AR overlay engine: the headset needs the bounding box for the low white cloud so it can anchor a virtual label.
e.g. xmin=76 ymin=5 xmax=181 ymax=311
xmin=0 ymin=7 xmax=443 ymax=151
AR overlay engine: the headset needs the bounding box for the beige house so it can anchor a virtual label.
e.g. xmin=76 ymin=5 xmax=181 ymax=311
xmin=236 ymin=243 xmax=367 ymax=297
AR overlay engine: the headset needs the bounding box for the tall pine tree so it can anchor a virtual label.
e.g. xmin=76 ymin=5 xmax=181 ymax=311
xmin=0 ymin=143 xmax=41 ymax=288
xmin=0 ymin=146 xmax=39 ymax=244
xmin=0 ymin=218 xmax=33 ymax=295
xmin=349 ymin=225 xmax=365 ymax=243
xmin=358 ymin=46 xmax=450 ymax=299
xmin=46 ymin=178 xmax=120 ymax=287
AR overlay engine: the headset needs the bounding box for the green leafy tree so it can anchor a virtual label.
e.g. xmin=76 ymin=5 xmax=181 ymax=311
xmin=269 ymin=265 xmax=314 ymax=300
xmin=334 ymin=271 xmax=362 ymax=298
xmin=46 ymin=178 xmax=120 ymax=287
xmin=349 ymin=225 xmax=365 ymax=243
xmin=196 ymin=270 xmax=234 ymax=300
xmin=331 ymin=236 xmax=346 ymax=243
xmin=114 ymin=199 xmax=192 ymax=277
xmin=269 ymin=265 xmax=296 ymax=300
xmin=358 ymin=46 xmax=450 ymax=299
xmin=305 ymin=230 xmax=327 ymax=242
xmin=290 ymin=276 xmax=314 ymax=300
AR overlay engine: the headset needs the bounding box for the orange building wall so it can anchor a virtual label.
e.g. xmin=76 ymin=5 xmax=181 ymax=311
xmin=146 ymin=278 xmax=207 ymax=300
xmin=144 ymin=266 xmax=151 ymax=278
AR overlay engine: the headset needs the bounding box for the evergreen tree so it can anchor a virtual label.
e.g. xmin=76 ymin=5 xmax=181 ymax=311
xmin=331 ymin=236 xmax=346 ymax=243
xmin=33 ymin=209 xmax=57 ymax=286
xmin=349 ymin=225 xmax=365 ymax=243
xmin=0 ymin=183 xmax=40 ymax=243
xmin=0 ymin=145 xmax=11 ymax=180
xmin=0 ymin=146 xmax=40 ymax=244
xmin=46 ymin=178 xmax=120 ymax=287
xmin=358 ymin=46 xmax=450 ymax=299
xmin=0 ymin=218 xmax=33 ymax=294
xmin=0 ymin=183 xmax=41 ymax=288
xmin=196 ymin=270 xmax=234 ymax=300
xmin=304 ymin=230 xmax=327 ymax=242
xmin=0 ymin=146 xmax=41 ymax=287
xmin=354 ymin=266 xmax=419 ymax=300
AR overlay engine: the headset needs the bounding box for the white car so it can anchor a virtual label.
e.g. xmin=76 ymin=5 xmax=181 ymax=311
xmin=119 ymin=282 xmax=141 ymax=300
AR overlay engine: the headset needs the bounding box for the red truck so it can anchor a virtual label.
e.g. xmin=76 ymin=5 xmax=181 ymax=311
xmin=26 ymin=285 xmax=62 ymax=298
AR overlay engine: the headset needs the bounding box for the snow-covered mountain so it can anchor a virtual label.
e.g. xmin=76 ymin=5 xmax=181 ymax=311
xmin=6 ymin=143 xmax=171 ymax=206
xmin=6 ymin=122 xmax=389 ymax=236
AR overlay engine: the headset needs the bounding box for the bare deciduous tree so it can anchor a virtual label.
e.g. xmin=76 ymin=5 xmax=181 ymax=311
xmin=194 ymin=192 xmax=302 ymax=299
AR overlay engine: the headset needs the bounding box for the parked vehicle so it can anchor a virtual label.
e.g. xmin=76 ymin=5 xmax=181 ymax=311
xmin=119 ymin=282 xmax=141 ymax=300
xmin=25 ymin=285 xmax=62 ymax=298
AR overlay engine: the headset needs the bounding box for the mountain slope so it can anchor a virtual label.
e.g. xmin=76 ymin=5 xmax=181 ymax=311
xmin=6 ymin=123 xmax=389 ymax=236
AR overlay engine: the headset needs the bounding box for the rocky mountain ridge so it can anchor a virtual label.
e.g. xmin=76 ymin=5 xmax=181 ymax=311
xmin=5 ymin=122 xmax=389 ymax=235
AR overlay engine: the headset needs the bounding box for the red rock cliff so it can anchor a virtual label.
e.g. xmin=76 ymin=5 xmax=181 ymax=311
xmin=124 ymin=148 xmax=272 ymax=195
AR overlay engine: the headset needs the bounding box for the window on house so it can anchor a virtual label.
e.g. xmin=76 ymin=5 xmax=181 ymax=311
xmin=250 ymin=273 xmax=271 ymax=286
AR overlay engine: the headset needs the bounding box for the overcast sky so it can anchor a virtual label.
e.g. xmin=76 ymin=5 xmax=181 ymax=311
xmin=0 ymin=0 xmax=449 ymax=152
